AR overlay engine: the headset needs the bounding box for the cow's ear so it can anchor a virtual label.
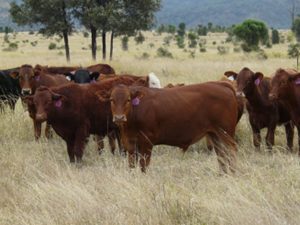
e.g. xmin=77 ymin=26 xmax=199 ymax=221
xmin=95 ymin=90 xmax=110 ymax=102
xmin=253 ymin=72 xmax=264 ymax=86
xmin=34 ymin=70 xmax=41 ymax=77
xmin=131 ymin=89 xmax=144 ymax=99
xmin=224 ymin=71 xmax=238 ymax=80
xmin=289 ymin=73 xmax=300 ymax=85
xmin=51 ymin=93 xmax=65 ymax=108
xmin=10 ymin=71 xmax=19 ymax=79
xmin=89 ymin=72 xmax=100 ymax=81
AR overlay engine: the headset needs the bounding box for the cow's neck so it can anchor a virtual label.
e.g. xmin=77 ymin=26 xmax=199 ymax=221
xmin=245 ymin=86 xmax=269 ymax=108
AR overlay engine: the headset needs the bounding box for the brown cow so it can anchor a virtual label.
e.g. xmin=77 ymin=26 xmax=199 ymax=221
xmin=269 ymin=68 xmax=300 ymax=155
xmin=10 ymin=64 xmax=69 ymax=139
xmin=97 ymin=82 xmax=238 ymax=173
xmin=24 ymin=76 xmax=147 ymax=163
xmin=34 ymin=64 xmax=80 ymax=75
xmin=225 ymin=67 xmax=294 ymax=152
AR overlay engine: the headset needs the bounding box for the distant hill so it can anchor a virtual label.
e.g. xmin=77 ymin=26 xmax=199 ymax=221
xmin=156 ymin=0 xmax=294 ymax=28
xmin=0 ymin=0 xmax=297 ymax=30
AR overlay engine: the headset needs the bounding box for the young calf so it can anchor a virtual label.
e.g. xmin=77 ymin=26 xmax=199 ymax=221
xmin=225 ymin=67 xmax=294 ymax=151
xmin=97 ymin=82 xmax=239 ymax=173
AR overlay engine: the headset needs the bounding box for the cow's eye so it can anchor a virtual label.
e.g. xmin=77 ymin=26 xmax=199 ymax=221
xmin=127 ymin=98 xmax=130 ymax=102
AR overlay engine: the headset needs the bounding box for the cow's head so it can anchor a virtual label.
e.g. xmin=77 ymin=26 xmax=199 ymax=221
xmin=96 ymin=85 xmax=144 ymax=125
xmin=65 ymin=69 xmax=100 ymax=84
xmin=269 ymin=68 xmax=300 ymax=101
xmin=25 ymin=86 xmax=65 ymax=123
xmin=235 ymin=67 xmax=263 ymax=97
xmin=10 ymin=64 xmax=41 ymax=96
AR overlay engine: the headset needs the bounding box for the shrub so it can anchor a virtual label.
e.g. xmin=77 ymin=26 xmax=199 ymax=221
xmin=48 ymin=42 xmax=57 ymax=50
xmin=212 ymin=41 xmax=217 ymax=45
xmin=83 ymin=31 xmax=89 ymax=38
xmin=163 ymin=35 xmax=173 ymax=46
xmin=256 ymin=49 xmax=268 ymax=60
xmin=31 ymin=41 xmax=38 ymax=47
xmin=187 ymin=31 xmax=198 ymax=48
xmin=200 ymin=47 xmax=206 ymax=52
xmin=157 ymin=47 xmax=173 ymax=58
xmin=176 ymin=36 xmax=185 ymax=48
xmin=149 ymin=43 xmax=155 ymax=48
xmin=134 ymin=32 xmax=145 ymax=44
xmin=121 ymin=36 xmax=129 ymax=51
xmin=217 ymin=45 xmax=229 ymax=55
xmin=233 ymin=47 xmax=241 ymax=53
xmin=140 ymin=52 xmax=150 ymax=59
xmin=272 ymin=29 xmax=280 ymax=44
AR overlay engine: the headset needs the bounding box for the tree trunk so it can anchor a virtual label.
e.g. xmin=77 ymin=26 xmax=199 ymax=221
xmin=110 ymin=31 xmax=114 ymax=61
xmin=61 ymin=0 xmax=70 ymax=62
xmin=102 ymin=30 xmax=106 ymax=60
xmin=91 ymin=26 xmax=97 ymax=61
xmin=63 ymin=30 xmax=70 ymax=62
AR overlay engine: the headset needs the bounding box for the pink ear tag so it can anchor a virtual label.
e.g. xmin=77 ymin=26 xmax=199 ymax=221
xmin=35 ymin=76 xmax=40 ymax=81
xmin=132 ymin=97 xmax=140 ymax=106
xmin=295 ymin=78 xmax=300 ymax=85
xmin=55 ymin=99 xmax=62 ymax=108
xmin=91 ymin=79 xmax=96 ymax=84
xmin=255 ymin=78 xmax=260 ymax=86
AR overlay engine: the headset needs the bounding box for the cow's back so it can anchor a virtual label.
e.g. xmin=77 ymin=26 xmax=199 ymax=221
xmin=132 ymin=82 xmax=238 ymax=147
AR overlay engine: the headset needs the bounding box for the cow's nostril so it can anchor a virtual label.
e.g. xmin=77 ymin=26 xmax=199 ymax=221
xmin=113 ymin=114 xmax=127 ymax=122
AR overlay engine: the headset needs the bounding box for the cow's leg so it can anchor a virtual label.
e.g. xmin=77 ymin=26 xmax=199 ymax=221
xmin=209 ymin=134 xmax=228 ymax=174
xmin=126 ymin=140 xmax=138 ymax=169
xmin=95 ymin=135 xmax=105 ymax=155
xmin=115 ymin=129 xmax=126 ymax=156
xmin=138 ymin=142 xmax=152 ymax=173
xmin=251 ymin=125 xmax=261 ymax=151
xmin=297 ymin=125 xmax=300 ymax=156
xmin=266 ymin=125 xmax=276 ymax=151
xmin=73 ymin=128 xmax=88 ymax=163
xmin=108 ymin=131 xmax=116 ymax=155
xmin=285 ymin=122 xmax=294 ymax=152
xmin=45 ymin=123 xmax=52 ymax=139
xmin=33 ymin=119 xmax=42 ymax=140
xmin=205 ymin=136 xmax=214 ymax=151
xmin=66 ymin=140 xmax=75 ymax=163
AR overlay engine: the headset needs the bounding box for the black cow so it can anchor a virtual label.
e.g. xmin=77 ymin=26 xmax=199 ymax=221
xmin=65 ymin=69 xmax=100 ymax=83
xmin=0 ymin=68 xmax=21 ymax=111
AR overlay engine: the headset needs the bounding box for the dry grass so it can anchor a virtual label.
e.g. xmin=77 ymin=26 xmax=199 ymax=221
xmin=1 ymin=31 xmax=300 ymax=225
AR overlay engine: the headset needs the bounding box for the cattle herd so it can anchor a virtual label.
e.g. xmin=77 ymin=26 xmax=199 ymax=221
xmin=0 ymin=63 xmax=300 ymax=174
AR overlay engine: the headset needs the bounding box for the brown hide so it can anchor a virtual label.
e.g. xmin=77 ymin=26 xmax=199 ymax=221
xmin=105 ymin=82 xmax=238 ymax=173
xmin=233 ymin=67 xmax=293 ymax=151
xmin=269 ymin=68 xmax=300 ymax=155
xmin=27 ymin=76 xmax=143 ymax=163
xmin=12 ymin=64 xmax=69 ymax=140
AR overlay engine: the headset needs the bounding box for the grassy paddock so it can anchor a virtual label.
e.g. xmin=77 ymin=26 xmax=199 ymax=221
xmin=1 ymin=31 xmax=300 ymax=225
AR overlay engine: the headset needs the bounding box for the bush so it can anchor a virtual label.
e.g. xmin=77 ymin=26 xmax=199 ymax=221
xmin=200 ymin=47 xmax=206 ymax=52
xmin=272 ymin=29 xmax=280 ymax=44
xmin=134 ymin=32 xmax=145 ymax=44
xmin=233 ymin=47 xmax=241 ymax=53
xmin=121 ymin=36 xmax=129 ymax=51
xmin=149 ymin=43 xmax=155 ymax=48
xmin=256 ymin=49 xmax=268 ymax=60
xmin=217 ymin=45 xmax=229 ymax=55
xmin=29 ymin=31 xmax=34 ymax=35
xmin=157 ymin=47 xmax=173 ymax=58
xmin=83 ymin=31 xmax=89 ymax=38
xmin=3 ymin=42 xmax=18 ymax=51
xmin=176 ymin=36 xmax=185 ymax=48
xmin=48 ymin=42 xmax=57 ymax=50
xmin=140 ymin=52 xmax=150 ymax=59
xmin=187 ymin=31 xmax=198 ymax=48
xmin=163 ymin=35 xmax=173 ymax=46
xmin=31 ymin=41 xmax=38 ymax=47
xmin=212 ymin=41 xmax=217 ymax=45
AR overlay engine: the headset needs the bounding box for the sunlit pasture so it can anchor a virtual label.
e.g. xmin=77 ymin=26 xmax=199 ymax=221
xmin=0 ymin=31 xmax=300 ymax=225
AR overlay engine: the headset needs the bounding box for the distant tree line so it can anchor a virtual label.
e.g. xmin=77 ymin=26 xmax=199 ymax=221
xmin=0 ymin=26 xmax=14 ymax=33
xmin=10 ymin=0 xmax=161 ymax=62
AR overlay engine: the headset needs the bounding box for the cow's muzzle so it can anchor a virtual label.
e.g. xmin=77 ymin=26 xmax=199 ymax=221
xmin=236 ymin=91 xmax=245 ymax=97
xmin=268 ymin=93 xmax=277 ymax=101
xmin=113 ymin=114 xmax=127 ymax=123
xmin=35 ymin=113 xmax=47 ymax=122
xmin=22 ymin=88 xmax=32 ymax=95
